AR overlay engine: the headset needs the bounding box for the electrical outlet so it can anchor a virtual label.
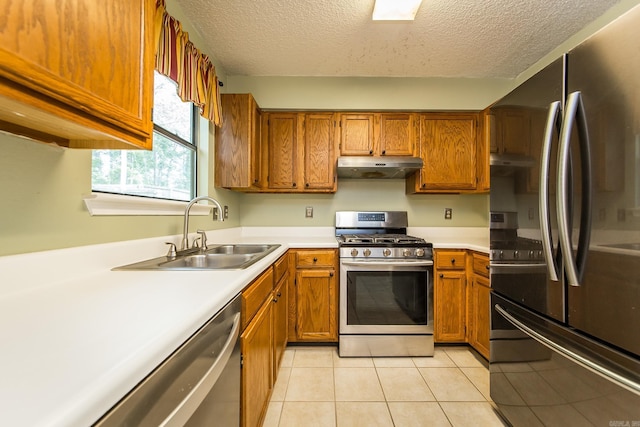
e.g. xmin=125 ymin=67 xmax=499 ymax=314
xmin=444 ymin=208 xmax=452 ymax=220
xmin=223 ymin=205 xmax=229 ymax=219
xmin=305 ymin=206 xmax=313 ymax=218
xmin=528 ymin=207 xmax=535 ymax=220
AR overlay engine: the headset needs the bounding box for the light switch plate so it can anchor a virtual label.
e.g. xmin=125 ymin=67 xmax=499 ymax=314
xmin=305 ymin=206 xmax=313 ymax=218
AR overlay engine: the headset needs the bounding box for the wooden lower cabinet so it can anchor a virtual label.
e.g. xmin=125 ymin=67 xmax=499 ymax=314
xmin=241 ymin=298 xmax=272 ymax=427
xmin=434 ymin=269 xmax=467 ymax=342
xmin=272 ymin=270 xmax=288 ymax=380
xmin=433 ymin=249 xmax=491 ymax=359
xmin=468 ymin=274 xmax=491 ymax=359
xmin=288 ymin=249 xmax=338 ymax=343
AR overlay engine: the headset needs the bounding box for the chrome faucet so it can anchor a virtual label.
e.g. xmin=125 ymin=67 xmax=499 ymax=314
xmin=181 ymin=196 xmax=224 ymax=250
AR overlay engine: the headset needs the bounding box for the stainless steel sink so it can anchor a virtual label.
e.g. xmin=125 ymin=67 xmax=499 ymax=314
xmin=114 ymin=244 xmax=280 ymax=271
xmin=600 ymin=242 xmax=640 ymax=251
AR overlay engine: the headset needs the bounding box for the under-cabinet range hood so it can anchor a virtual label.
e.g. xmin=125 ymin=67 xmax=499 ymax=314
xmin=489 ymin=152 xmax=536 ymax=176
xmin=337 ymin=156 xmax=423 ymax=179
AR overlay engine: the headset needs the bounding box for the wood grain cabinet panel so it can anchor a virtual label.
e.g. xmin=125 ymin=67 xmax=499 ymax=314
xmin=410 ymin=114 xmax=478 ymax=192
xmin=215 ymin=94 xmax=262 ymax=189
xmin=272 ymin=271 xmax=288 ymax=381
xmin=379 ymin=113 xmax=416 ymax=156
xmin=0 ymin=0 xmax=154 ymax=149
xmin=266 ymin=113 xmax=298 ymax=190
xmin=241 ymin=299 xmax=272 ymax=427
xmin=434 ymin=250 xmax=467 ymax=343
xmin=469 ymin=274 xmax=491 ymax=359
xmin=302 ymin=113 xmax=337 ymax=190
xmin=339 ymin=113 xmax=376 ymax=155
xmin=289 ymin=249 xmax=338 ymax=343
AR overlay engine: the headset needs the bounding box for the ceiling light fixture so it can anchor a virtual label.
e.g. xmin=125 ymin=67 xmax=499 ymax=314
xmin=372 ymin=0 xmax=423 ymax=21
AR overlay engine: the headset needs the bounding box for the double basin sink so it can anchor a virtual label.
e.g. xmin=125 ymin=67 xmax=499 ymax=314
xmin=114 ymin=244 xmax=281 ymax=271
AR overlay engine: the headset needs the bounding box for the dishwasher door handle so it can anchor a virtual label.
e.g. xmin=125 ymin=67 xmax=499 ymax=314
xmin=161 ymin=313 xmax=241 ymax=427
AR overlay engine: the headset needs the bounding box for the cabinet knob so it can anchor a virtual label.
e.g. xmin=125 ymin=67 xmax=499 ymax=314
xmin=305 ymin=183 xmax=309 ymax=187
xmin=439 ymin=273 xmax=444 ymax=278
xmin=277 ymin=292 xmax=282 ymax=297
xmin=381 ymin=150 xmax=386 ymax=155
xmin=292 ymin=182 xmax=297 ymax=187
xmin=486 ymin=265 xmax=490 ymax=270
xmin=329 ymin=272 xmax=334 ymax=277
xmin=451 ymin=258 xmax=456 ymax=264
xmin=421 ymin=183 xmax=426 ymax=188
xmin=369 ymin=150 xmax=373 ymax=155
xmin=313 ymin=257 xmax=318 ymax=262
xmin=273 ymin=297 xmax=278 ymax=303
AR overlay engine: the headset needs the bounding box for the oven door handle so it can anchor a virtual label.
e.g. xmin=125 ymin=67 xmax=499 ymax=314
xmin=341 ymin=260 xmax=434 ymax=267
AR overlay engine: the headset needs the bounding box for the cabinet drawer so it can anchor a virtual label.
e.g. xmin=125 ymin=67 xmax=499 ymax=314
xmin=295 ymin=250 xmax=335 ymax=268
xmin=473 ymin=253 xmax=490 ymax=278
xmin=435 ymin=250 xmax=466 ymax=270
xmin=274 ymin=253 xmax=289 ymax=283
xmin=241 ymin=268 xmax=274 ymax=329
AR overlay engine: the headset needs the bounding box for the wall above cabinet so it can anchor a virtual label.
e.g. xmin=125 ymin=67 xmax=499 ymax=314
xmin=0 ymin=0 xmax=154 ymax=149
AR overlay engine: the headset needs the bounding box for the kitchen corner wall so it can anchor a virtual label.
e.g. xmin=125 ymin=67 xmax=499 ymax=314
xmin=227 ymin=75 xmax=510 ymax=228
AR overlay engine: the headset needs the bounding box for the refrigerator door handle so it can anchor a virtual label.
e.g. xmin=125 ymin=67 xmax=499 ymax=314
xmin=539 ymin=100 xmax=562 ymax=282
xmin=495 ymin=303 xmax=640 ymax=395
xmin=557 ymin=91 xmax=593 ymax=287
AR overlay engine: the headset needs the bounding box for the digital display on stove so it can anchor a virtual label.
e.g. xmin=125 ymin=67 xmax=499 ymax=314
xmin=358 ymin=213 xmax=385 ymax=221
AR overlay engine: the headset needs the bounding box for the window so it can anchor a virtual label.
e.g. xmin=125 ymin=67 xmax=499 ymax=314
xmin=91 ymin=72 xmax=197 ymax=202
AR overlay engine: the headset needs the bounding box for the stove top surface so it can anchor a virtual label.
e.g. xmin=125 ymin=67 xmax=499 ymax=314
xmin=338 ymin=233 xmax=428 ymax=245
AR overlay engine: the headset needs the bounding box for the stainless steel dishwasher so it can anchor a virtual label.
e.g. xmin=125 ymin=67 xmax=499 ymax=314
xmin=95 ymin=295 xmax=241 ymax=427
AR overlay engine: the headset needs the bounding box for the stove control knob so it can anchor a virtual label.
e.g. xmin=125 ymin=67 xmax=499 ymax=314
xmin=363 ymin=249 xmax=371 ymax=257
xmin=537 ymin=250 xmax=543 ymax=259
xmin=499 ymin=251 xmax=504 ymax=260
xmin=514 ymin=250 xmax=520 ymax=259
xmin=416 ymin=248 xmax=425 ymax=257
xmin=383 ymin=248 xmax=391 ymax=257
xmin=403 ymin=249 xmax=412 ymax=257
xmin=529 ymin=250 xmax=535 ymax=259
xmin=350 ymin=248 xmax=358 ymax=257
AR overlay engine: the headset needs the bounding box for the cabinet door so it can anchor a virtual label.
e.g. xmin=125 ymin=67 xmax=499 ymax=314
xmin=470 ymin=275 xmax=491 ymax=359
xmin=266 ymin=113 xmax=298 ymax=189
xmin=495 ymin=108 xmax=530 ymax=155
xmin=241 ymin=300 xmax=272 ymax=427
xmin=0 ymin=0 xmax=154 ymax=148
xmin=434 ymin=270 xmax=467 ymax=342
xmin=295 ymin=269 xmax=337 ymax=341
xmin=303 ymin=113 xmax=336 ymax=190
xmin=273 ymin=276 xmax=288 ymax=380
xmin=216 ymin=94 xmax=262 ymax=189
xmin=339 ymin=113 xmax=376 ymax=155
xmin=379 ymin=113 xmax=416 ymax=156
xmin=417 ymin=114 xmax=477 ymax=191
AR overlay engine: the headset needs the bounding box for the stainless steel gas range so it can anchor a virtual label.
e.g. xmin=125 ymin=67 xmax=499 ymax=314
xmin=335 ymin=211 xmax=434 ymax=357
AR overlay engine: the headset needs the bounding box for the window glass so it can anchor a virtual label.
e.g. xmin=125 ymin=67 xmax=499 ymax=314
xmin=92 ymin=72 xmax=196 ymax=201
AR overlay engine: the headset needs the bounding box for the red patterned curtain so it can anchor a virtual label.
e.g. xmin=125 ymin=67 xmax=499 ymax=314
xmin=155 ymin=0 xmax=222 ymax=126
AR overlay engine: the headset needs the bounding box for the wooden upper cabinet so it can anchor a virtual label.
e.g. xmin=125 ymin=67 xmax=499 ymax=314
xmin=266 ymin=113 xmax=298 ymax=190
xmin=339 ymin=113 xmax=376 ymax=155
xmin=408 ymin=113 xmax=478 ymax=193
xmin=339 ymin=112 xmax=415 ymax=156
xmin=379 ymin=113 xmax=416 ymax=156
xmin=492 ymin=107 xmax=530 ymax=155
xmin=302 ymin=113 xmax=337 ymax=190
xmin=215 ymin=94 xmax=262 ymax=189
xmin=0 ymin=0 xmax=154 ymax=149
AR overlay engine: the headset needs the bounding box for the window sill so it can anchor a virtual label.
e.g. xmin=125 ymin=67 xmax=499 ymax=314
xmin=83 ymin=193 xmax=212 ymax=216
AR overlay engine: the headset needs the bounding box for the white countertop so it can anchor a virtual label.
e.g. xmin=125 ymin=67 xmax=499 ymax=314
xmin=0 ymin=226 xmax=485 ymax=426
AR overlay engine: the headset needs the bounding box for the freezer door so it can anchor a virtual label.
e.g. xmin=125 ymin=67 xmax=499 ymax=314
xmin=490 ymin=293 xmax=640 ymax=426
xmin=489 ymin=56 xmax=565 ymax=322
xmin=565 ymin=4 xmax=640 ymax=357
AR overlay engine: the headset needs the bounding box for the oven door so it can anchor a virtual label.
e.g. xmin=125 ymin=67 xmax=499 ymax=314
xmin=340 ymin=260 xmax=433 ymax=334
xmin=490 ymin=261 xmax=564 ymax=322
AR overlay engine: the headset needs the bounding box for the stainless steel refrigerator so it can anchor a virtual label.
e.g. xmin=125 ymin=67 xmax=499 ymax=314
xmin=489 ymin=5 xmax=640 ymax=425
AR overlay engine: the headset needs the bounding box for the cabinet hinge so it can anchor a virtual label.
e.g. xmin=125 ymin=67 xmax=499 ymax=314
xmin=240 ymin=354 xmax=244 ymax=368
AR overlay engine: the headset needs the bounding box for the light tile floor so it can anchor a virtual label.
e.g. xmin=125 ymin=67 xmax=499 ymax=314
xmin=264 ymin=345 xmax=508 ymax=427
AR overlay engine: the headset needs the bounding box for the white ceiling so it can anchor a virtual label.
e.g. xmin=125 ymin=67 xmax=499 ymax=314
xmin=175 ymin=0 xmax=621 ymax=79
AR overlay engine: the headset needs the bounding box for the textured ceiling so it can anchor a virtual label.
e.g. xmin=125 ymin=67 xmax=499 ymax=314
xmin=175 ymin=0 xmax=621 ymax=79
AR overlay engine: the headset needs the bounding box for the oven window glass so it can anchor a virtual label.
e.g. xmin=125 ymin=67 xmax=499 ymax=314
xmin=346 ymin=271 xmax=428 ymax=325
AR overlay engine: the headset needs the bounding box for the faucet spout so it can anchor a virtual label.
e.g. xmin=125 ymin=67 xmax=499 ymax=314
xmin=181 ymin=196 xmax=224 ymax=250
